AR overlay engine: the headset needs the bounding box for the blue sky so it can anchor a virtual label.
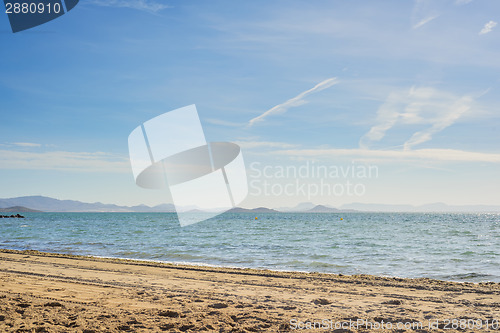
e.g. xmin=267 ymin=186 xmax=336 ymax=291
xmin=0 ymin=0 xmax=499 ymax=208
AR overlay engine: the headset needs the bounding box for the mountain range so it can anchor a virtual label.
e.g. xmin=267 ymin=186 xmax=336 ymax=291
xmin=341 ymin=202 xmax=500 ymax=213
xmin=0 ymin=206 xmax=42 ymax=213
xmin=0 ymin=196 xmax=175 ymax=213
xmin=0 ymin=196 xmax=499 ymax=213
xmin=227 ymin=207 xmax=279 ymax=213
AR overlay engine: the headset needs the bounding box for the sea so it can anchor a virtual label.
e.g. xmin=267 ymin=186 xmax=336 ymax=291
xmin=1 ymin=212 xmax=499 ymax=283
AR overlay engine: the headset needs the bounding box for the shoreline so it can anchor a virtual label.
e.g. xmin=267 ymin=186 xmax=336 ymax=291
xmin=0 ymin=248 xmax=490 ymax=285
xmin=1 ymin=248 xmax=498 ymax=285
xmin=1 ymin=249 xmax=500 ymax=332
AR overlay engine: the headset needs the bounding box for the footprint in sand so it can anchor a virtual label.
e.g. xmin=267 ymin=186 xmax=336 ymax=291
xmin=313 ymin=298 xmax=332 ymax=305
xmin=209 ymin=303 xmax=228 ymax=309
xmin=158 ymin=310 xmax=180 ymax=318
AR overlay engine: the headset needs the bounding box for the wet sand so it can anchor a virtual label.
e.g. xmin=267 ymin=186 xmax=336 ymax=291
xmin=0 ymin=249 xmax=499 ymax=332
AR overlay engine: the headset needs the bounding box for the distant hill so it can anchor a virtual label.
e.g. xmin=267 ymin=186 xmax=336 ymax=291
xmin=277 ymin=202 xmax=316 ymax=212
xmin=277 ymin=202 xmax=357 ymax=213
xmin=128 ymin=203 xmax=176 ymax=213
xmin=0 ymin=206 xmax=42 ymax=213
xmin=340 ymin=203 xmax=415 ymax=212
xmin=341 ymin=202 xmax=500 ymax=213
xmin=307 ymin=205 xmax=340 ymax=213
xmin=226 ymin=207 xmax=279 ymax=213
xmin=0 ymin=196 xmax=176 ymax=213
xmin=278 ymin=202 xmax=357 ymax=213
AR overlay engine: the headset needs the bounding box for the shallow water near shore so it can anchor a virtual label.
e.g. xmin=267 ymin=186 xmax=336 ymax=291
xmin=1 ymin=212 xmax=499 ymax=282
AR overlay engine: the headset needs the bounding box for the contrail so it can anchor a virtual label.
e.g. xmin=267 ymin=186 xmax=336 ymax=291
xmin=248 ymin=77 xmax=339 ymax=126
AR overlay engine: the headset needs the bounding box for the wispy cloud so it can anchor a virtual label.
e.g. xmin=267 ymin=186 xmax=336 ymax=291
xmin=479 ymin=21 xmax=497 ymax=35
xmin=413 ymin=15 xmax=438 ymax=29
xmin=88 ymin=0 xmax=171 ymax=13
xmin=233 ymin=140 xmax=298 ymax=150
xmin=411 ymin=0 xmax=442 ymax=30
xmin=11 ymin=142 xmax=42 ymax=147
xmin=273 ymin=147 xmax=500 ymax=163
xmin=0 ymin=149 xmax=130 ymax=173
xmin=248 ymin=78 xmax=339 ymax=126
xmin=359 ymin=86 xmax=477 ymax=151
xmin=403 ymin=95 xmax=473 ymax=150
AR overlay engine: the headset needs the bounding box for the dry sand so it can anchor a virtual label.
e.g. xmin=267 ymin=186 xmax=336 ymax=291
xmin=0 ymin=249 xmax=499 ymax=332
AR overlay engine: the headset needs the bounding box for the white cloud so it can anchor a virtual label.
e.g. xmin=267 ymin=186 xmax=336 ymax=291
xmin=88 ymin=0 xmax=170 ymax=12
xmin=0 ymin=149 xmax=130 ymax=173
xmin=403 ymin=95 xmax=472 ymax=150
xmin=479 ymin=21 xmax=497 ymax=35
xmin=413 ymin=15 xmax=438 ymax=29
xmin=248 ymin=77 xmax=339 ymax=126
xmin=233 ymin=140 xmax=298 ymax=150
xmin=411 ymin=0 xmax=442 ymax=30
xmin=359 ymin=86 xmax=476 ymax=150
xmin=273 ymin=147 xmax=500 ymax=163
xmin=11 ymin=142 xmax=42 ymax=147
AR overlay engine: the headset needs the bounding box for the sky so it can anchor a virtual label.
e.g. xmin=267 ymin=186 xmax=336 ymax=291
xmin=0 ymin=0 xmax=499 ymax=208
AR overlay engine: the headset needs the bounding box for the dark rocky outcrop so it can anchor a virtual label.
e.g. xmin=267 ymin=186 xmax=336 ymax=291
xmin=0 ymin=213 xmax=24 ymax=218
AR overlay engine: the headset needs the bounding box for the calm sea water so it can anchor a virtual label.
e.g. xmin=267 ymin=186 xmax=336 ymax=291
xmin=1 ymin=212 xmax=499 ymax=283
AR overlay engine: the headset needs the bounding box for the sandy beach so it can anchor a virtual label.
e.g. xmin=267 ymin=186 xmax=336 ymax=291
xmin=0 ymin=249 xmax=499 ymax=332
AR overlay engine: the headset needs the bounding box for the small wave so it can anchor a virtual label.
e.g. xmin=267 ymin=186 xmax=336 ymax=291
xmin=443 ymin=272 xmax=495 ymax=281
xmin=309 ymin=254 xmax=329 ymax=259
xmin=162 ymin=252 xmax=206 ymax=260
xmin=282 ymin=259 xmax=304 ymax=265
xmin=308 ymin=261 xmax=348 ymax=269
